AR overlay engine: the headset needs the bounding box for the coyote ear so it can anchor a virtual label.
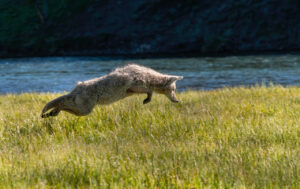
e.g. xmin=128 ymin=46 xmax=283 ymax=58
xmin=175 ymin=76 xmax=183 ymax=80
xmin=166 ymin=75 xmax=184 ymax=85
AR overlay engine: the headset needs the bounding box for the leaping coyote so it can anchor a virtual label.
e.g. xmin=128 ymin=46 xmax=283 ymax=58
xmin=41 ymin=64 xmax=183 ymax=118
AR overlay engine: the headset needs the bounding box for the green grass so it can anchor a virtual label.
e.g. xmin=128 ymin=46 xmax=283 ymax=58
xmin=0 ymin=86 xmax=299 ymax=188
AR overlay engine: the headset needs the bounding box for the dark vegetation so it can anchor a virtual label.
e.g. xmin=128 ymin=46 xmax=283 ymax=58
xmin=0 ymin=0 xmax=299 ymax=57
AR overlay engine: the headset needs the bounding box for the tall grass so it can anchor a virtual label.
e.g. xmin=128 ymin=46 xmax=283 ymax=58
xmin=0 ymin=86 xmax=299 ymax=188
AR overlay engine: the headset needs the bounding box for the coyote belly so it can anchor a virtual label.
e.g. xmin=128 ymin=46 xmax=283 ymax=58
xmin=41 ymin=64 xmax=183 ymax=118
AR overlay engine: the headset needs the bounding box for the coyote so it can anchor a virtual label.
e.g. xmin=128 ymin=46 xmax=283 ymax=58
xmin=41 ymin=64 xmax=183 ymax=118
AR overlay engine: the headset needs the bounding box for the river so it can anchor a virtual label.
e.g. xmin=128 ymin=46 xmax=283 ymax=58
xmin=0 ymin=54 xmax=299 ymax=93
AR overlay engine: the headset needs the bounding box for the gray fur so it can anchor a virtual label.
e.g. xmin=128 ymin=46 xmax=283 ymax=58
xmin=41 ymin=64 xmax=183 ymax=118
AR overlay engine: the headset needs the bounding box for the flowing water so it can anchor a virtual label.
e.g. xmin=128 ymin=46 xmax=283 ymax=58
xmin=0 ymin=55 xmax=300 ymax=93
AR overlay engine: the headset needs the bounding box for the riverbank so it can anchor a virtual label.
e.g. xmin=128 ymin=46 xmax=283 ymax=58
xmin=1 ymin=0 xmax=299 ymax=58
xmin=0 ymin=86 xmax=299 ymax=188
xmin=2 ymin=50 xmax=300 ymax=59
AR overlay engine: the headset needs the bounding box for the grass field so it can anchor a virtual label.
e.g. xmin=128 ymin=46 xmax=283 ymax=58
xmin=0 ymin=86 xmax=299 ymax=188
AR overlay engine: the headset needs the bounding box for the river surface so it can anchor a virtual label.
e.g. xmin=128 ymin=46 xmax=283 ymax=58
xmin=0 ymin=55 xmax=300 ymax=93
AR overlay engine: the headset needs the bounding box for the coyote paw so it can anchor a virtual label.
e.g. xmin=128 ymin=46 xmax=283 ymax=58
xmin=143 ymin=98 xmax=151 ymax=104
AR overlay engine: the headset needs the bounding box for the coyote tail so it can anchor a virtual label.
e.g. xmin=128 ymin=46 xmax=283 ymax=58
xmin=41 ymin=95 xmax=68 ymax=115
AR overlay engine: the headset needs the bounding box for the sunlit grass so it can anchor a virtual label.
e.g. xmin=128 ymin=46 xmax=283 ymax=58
xmin=0 ymin=86 xmax=299 ymax=188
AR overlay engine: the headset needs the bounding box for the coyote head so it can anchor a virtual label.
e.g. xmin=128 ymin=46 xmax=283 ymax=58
xmin=156 ymin=75 xmax=183 ymax=103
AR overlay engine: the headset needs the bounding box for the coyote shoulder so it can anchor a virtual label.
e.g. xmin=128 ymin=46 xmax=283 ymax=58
xmin=41 ymin=64 xmax=183 ymax=118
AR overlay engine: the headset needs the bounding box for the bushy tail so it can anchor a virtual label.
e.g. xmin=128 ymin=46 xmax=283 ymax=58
xmin=41 ymin=95 xmax=68 ymax=115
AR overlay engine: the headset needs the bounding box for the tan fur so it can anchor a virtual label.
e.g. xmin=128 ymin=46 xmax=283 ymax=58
xmin=41 ymin=64 xmax=183 ymax=118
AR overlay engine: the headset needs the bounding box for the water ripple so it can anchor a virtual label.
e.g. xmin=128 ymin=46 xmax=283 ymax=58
xmin=0 ymin=55 xmax=299 ymax=93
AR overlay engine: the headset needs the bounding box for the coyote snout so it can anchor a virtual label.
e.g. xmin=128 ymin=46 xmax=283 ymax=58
xmin=41 ymin=64 xmax=183 ymax=118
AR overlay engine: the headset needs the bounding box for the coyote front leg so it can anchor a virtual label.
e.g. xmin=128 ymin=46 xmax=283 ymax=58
xmin=143 ymin=92 xmax=152 ymax=104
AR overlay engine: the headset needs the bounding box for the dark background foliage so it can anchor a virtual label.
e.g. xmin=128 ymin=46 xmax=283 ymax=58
xmin=0 ymin=0 xmax=299 ymax=57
